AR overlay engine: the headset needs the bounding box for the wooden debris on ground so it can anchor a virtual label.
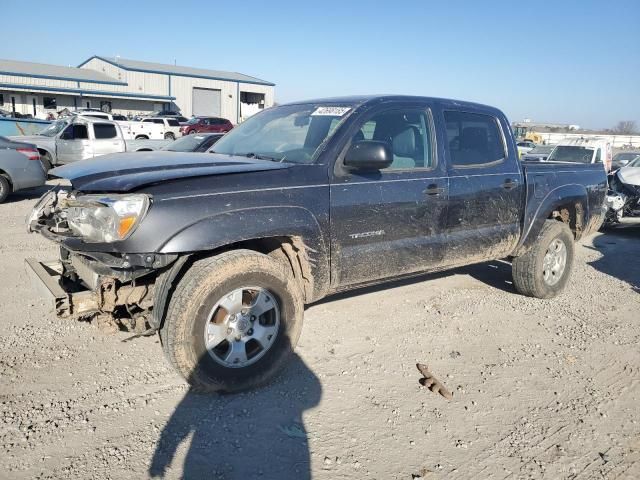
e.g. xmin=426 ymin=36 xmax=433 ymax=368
xmin=416 ymin=363 xmax=453 ymax=400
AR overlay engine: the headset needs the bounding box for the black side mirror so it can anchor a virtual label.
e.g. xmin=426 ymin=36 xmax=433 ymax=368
xmin=344 ymin=140 xmax=393 ymax=170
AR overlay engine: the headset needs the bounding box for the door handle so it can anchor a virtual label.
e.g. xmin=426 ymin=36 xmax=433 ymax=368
xmin=502 ymin=179 xmax=519 ymax=190
xmin=423 ymin=184 xmax=445 ymax=196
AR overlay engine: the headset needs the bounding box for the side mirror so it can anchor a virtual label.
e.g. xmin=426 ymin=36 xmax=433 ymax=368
xmin=344 ymin=140 xmax=393 ymax=170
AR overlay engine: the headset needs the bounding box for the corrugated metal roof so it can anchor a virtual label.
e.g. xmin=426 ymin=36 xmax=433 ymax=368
xmin=86 ymin=56 xmax=274 ymax=86
xmin=0 ymin=58 xmax=126 ymax=85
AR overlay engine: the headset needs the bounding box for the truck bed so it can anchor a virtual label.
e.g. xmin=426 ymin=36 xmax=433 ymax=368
xmin=519 ymin=160 xmax=607 ymax=247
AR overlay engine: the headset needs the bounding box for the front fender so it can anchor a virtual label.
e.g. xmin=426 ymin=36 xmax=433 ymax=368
xmin=515 ymin=183 xmax=589 ymax=255
xmin=159 ymin=205 xmax=327 ymax=256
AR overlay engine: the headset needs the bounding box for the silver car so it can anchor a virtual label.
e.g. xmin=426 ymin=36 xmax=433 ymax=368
xmin=0 ymin=136 xmax=47 ymax=203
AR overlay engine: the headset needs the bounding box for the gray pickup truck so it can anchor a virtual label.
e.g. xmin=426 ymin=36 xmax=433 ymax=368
xmin=11 ymin=116 xmax=170 ymax=171
xmin=26 ymin=95 xmax=608 ymax=393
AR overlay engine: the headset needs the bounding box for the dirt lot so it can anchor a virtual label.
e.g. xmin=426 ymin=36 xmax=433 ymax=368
xmin=1 ymin=186 xmax=639 ymax=480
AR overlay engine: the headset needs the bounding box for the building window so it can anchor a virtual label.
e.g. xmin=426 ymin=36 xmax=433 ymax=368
xmin=43 ymin=97 xmax=57 ymax=110
xmin=100 ymin=101 xmax=112 ymax=113
xmin=0 ymin=94 xmax=3 ymax=106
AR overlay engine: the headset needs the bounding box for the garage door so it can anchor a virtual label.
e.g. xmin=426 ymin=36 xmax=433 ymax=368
xmin=192 ymin=88 xmax=221 ymax=116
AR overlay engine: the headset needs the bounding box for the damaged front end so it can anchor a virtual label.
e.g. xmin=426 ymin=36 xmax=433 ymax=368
xmin=605 ymin=169 xmax=640 ymax=224
xmin=26 ymin=188 xmax=177 ymax=332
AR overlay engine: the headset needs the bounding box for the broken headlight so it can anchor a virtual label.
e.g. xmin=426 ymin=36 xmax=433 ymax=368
xmin=66 ymin=194 xmax=150 ymax=243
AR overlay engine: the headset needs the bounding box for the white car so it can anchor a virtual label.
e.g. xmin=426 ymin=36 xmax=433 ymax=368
xmin=140 ymin=117 xmax=183 ymax=140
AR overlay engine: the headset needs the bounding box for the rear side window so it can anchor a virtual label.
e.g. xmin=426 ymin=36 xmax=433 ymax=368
xmin=444 ymin=111 xmax=505 ymax=166
xmin=167 ymin=119 xmax=180 ymax=127
xmin=94 ymin=123 xmax=117 ymax=139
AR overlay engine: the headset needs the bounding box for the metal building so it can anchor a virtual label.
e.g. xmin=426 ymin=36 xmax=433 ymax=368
xmin=0 ymin=56 xmax=275 ymax=123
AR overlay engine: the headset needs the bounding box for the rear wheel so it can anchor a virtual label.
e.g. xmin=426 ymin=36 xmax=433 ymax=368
xmin=135 ymin=135 xmax=149 ymax=140
xmin=512 ymin=220 xmax=574 ymax=298
xmin=164 ymin=132 xmax=175 ymax=140
xmin=159 ymin=250 xmax=304 ymax=393
xmin=0 ymin=175 xmax=11 ymax=203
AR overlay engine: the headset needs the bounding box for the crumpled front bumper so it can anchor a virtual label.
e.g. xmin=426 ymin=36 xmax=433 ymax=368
xmin=25 ymin=255 xmax=155 ymax=321
xmin=25 ymin=258 xmax=98 ymax=318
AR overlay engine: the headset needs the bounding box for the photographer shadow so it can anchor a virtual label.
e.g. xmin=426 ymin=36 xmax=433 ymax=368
xmin=149 ymin=353 xmax=321 ymax=479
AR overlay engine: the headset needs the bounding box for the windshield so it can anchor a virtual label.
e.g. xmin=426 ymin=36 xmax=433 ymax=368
xmin=528 ymin=146 xmax=554 ymax=154
xmin=547 ymin=145 xmax=595 ymax=163
xmin=626 ymin=157 xmax=640 ymax=167
xmin=614 ymin=152 xmax=640 ymax=161
xmin=38 ymin=119 xmax=69 ymax=137
xmin=162 ymin=134 xmax=208 ymax=152
xmin=211 ymin=103 xmax=352 ymax=163
xmin=186 ymin=117 xmax=199 ymax=125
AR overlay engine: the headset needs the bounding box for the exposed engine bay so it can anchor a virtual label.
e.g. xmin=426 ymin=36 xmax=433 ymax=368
xmin=605 ymin=160 xmax=640 ymax=224
xmin=26 ymin=188 xmax=176 ymax=333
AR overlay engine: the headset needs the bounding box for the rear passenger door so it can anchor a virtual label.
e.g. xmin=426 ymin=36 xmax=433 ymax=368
xmin=440 ymin=109 xmax=524 ymax=265
xmin=331 ymin=104 xmax=449 ymax=287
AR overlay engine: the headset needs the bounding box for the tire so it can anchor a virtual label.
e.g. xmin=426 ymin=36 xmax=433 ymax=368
xmin=0 ymin=175 xmax=11 ymax=203
xmin=164 ymin=132 xmax=175 ymax=140
xmin=135 ymin=135 xmax=149 ymax=140
xmin=41 ymin=152 xmax=53 ymax=173
xmin=159 ymin=249 xmax=304 ymax=393
xmin=188 ymin=129 xmax=197 ymax=135
xmin=512 ymin=220 xmax=574 ymax=299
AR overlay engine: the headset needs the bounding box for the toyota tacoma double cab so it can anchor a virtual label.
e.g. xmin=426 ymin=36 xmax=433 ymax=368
xmin=26 ymin=95 xmax=607 ymax=392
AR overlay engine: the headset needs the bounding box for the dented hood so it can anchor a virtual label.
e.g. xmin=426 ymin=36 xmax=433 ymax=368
xmin=49 ymin=151 xmax=292 ymax=192
xmin=617 ymin=166 xmax=640 ymax=187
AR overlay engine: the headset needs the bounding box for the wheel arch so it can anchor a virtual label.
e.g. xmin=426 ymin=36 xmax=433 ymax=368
xmin=514 ymin=184 xmax=589 ymax=256
xmin=151 ymin=206 xmax=329 ymax=330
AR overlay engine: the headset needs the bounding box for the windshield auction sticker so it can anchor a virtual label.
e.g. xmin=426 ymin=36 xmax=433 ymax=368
xmin=311 ymin=106 xmax=351 ymax=116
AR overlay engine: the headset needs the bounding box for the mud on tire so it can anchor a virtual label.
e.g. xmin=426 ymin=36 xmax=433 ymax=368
xmin=512 ymin=220 xmax=575 ymax=299
xmin=159 ymin=249 xmax=304 ymax=393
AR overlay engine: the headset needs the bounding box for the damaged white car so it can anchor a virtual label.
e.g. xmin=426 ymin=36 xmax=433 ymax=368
xmin=605 ymin=156 xmax=640 ymax=224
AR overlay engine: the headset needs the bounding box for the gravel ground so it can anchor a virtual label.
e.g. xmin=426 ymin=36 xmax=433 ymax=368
xmin=1 ymin=186 xmax=639 ymax=480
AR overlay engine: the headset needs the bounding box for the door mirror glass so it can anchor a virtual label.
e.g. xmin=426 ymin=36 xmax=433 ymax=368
xmin=344 ymin=140 xmax=393 ymax=170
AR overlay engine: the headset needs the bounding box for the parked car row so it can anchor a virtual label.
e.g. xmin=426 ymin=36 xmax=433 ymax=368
xmin=9 ymin=116 xmax=172 ymax=170
xmin=180 ymin=117 xmax=234 ymax=135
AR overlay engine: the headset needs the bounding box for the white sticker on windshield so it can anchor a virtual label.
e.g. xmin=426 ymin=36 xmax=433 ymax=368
xmin=311 ymin=106 xmax=351 ymax=117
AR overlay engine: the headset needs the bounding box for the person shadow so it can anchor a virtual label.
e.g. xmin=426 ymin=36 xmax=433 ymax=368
xmin=149 ymin=352 xmax=321 ymax=480
xmin=586 ymin=225 xmax=640 ymax=292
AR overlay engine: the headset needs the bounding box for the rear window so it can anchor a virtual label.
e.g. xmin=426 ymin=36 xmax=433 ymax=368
xmin=94 ymin=123 xmax=117 ymax=139
xmin=444 ymin=111 xmax=505 ymax=166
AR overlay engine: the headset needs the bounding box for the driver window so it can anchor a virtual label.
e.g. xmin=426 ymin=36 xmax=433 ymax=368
xmin=60 ymin=124 xmax=88 ymax=140
xmin=351 ymin=110 xmax=432 ymax=170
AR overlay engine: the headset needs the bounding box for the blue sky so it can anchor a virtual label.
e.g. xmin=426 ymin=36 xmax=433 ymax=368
xmin=2 ymin=0 xmax=638 ymax=128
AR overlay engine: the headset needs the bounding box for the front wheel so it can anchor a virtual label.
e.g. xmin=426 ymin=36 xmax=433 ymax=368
xmin=159 ymin=250 xmax=304 ymax=393
xmin=512 ymin=220 xmax=574 ymax=299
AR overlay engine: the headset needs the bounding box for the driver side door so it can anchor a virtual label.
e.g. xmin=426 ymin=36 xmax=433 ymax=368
xmin=330 ymin=104 xmax=449 ymax=288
